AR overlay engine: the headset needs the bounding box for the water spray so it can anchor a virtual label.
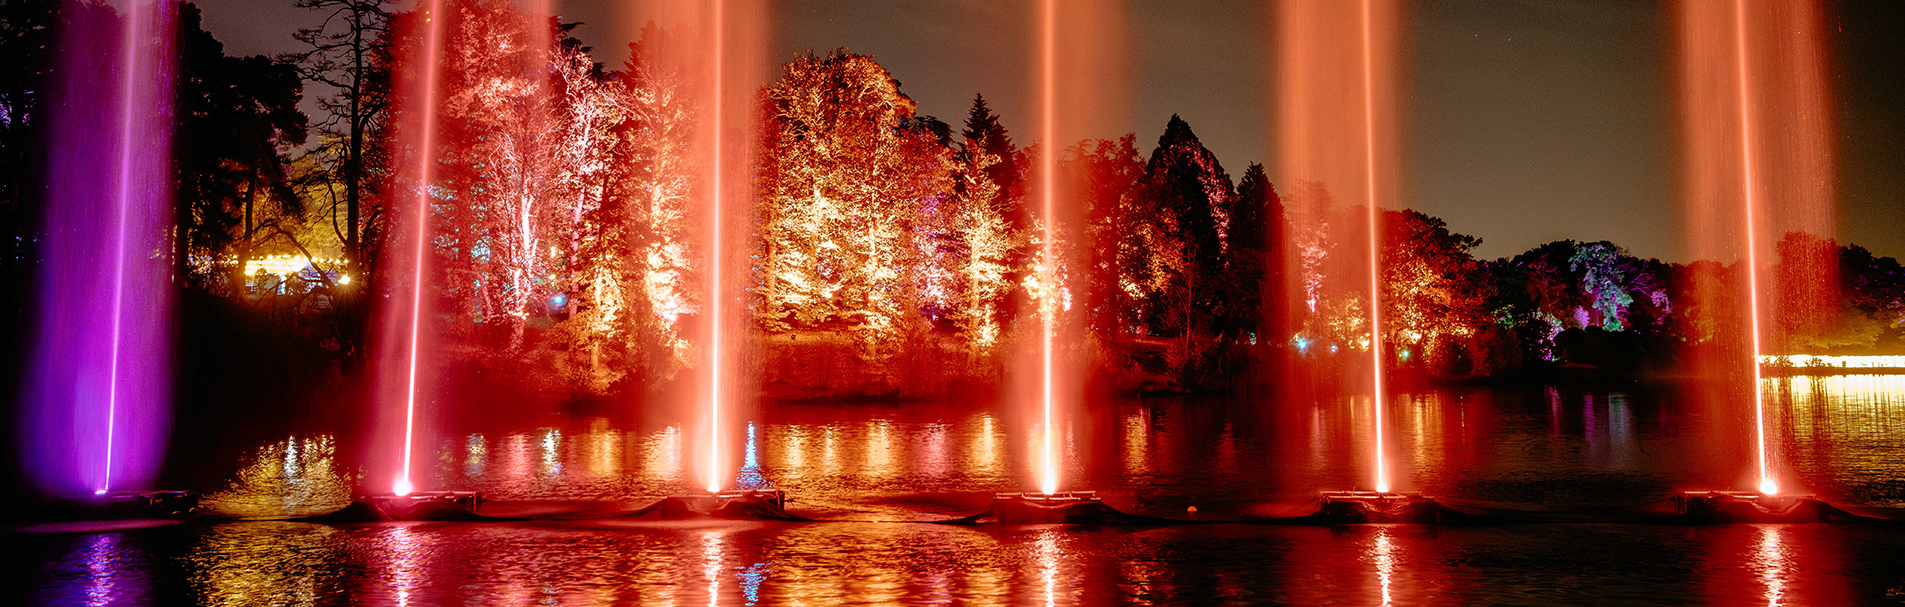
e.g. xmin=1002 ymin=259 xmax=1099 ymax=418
xmin=99 ymin=0 xmax=153 ymax=497
xmin=1037 ymin=0 xmax=1059 ymax=498
xmin=1359 ymin=0 xmax=1390 ymax=496
xmin=395 ymin=0 xmax=447 ymax=498
xmin=1730 ymin=0 xmax=1776 ymax=498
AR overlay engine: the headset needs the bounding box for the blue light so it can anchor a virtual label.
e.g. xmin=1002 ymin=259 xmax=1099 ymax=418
xmin=550 ymin=294 xmax=567 ymax=307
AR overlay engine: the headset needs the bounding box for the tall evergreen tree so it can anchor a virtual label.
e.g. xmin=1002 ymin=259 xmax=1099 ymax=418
xmin=1230 ymin=163 xmax=1281 ymax=341
xmin=1142 ymin=115 xmax=1232 ymax=338
xmin=960 ymin=93 xmax=1019 ymax=211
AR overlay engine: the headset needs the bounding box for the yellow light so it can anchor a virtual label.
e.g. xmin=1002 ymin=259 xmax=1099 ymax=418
xmin=337 ymin=274 xmax=351 ymax=285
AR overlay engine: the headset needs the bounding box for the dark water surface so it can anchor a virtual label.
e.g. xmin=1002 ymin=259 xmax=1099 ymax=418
xmin=12 ymin=376 xmax=1905 ymax=605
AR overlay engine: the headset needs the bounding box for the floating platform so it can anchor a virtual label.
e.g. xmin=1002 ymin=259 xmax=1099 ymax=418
xmin=52 ymin=490 xmax=197 ymax=519
xmin=1306 ymin=491 xmax=1445 ymax=524
xmin=945 ymin=491 xmax=1183 ymax=525
xmin=1672 ymin=491 xmax=1839 ymax=524
xmin=617 ymin=489 xmax=808 ymax=522
xmin=328 ymin=491 xmax=487 ymax=522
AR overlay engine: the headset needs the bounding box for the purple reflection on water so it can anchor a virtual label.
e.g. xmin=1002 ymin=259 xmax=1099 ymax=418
xmin=21 ymin=0 xmax=175 ymax=496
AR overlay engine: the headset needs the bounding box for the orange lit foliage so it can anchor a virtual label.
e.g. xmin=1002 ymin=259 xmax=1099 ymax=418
xmin=755 ymin=52 xmax=955 ymax=359
xmin=432 ymin=0 xmax=573 ymax=349
xmin=949 ymin=134 xmax=1019 ymax=350
xmin=553 ymin=23 xmax=702 ymax=394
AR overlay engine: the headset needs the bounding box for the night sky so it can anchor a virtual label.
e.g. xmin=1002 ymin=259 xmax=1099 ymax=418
xmin=189 ymin=0 xmax=1905 ymax=262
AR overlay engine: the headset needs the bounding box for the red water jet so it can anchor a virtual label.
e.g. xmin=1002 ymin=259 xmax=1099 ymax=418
xmin=1277 ymin=0 xmax=1403 ymax=493
xmin=1675 ymin=0 xmax=1835 ymax=496
xmin=384 ymin=0 xmax=449 ymax=497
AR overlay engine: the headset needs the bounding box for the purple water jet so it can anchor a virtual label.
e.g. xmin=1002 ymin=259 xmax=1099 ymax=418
xmin=21 ymin=0 xmax=176 ymax=498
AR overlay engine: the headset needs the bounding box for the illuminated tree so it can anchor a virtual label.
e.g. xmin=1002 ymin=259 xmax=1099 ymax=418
xmin=290 ymin=0 xmax=392 ymax=274
xmin=948 ymin=134 xmax=1019 ymax=351
xmin=1070 ymin=135 xmax=1148 ymax=340
xmin=427 ymin=0 xmax=603 ymax=350
xmin=755 ymin=51 xmax=955 ymax=359
xmin=587 ymin=22 xmax=703 ymax=386
xmin=1378 ymin=208 xmax=1490 ymax=372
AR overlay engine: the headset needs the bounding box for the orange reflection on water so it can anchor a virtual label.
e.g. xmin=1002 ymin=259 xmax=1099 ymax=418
xmin=1122 ymin=408 xmax=1149 ymax=476
xmin=1367 ymin=527 xmax=1397 ymax=607
xmin=1781 ymin=375 xmax=1905 ymax=499
xmin=919 ymin=422 xmax=951 ymax=477
xmin=821 ymin=425 xmax=841 ymax=475
xmin=1754 ymin=526 xmax=1790 ymax=606
xmin=1037 ymin=529 xmax=1061 ymax=607
xmin=191 ymin=523 xmax=342 ymax=605
xmin=645 ymin=425 xmax=684 ymax=480
xmin=500 ymin=433 xmax=534 ymax=482
xmin=703 ymin=531 xmax=722 ymax=607
xmin=581 ymin=418 xmax=622 ymax=478
xmin=777 ymin=424 xmax=808 ymax=480
xmin=865 ymin=420 xmax=897 ymax=478
xmin=200 ymin=436 xmax=352 ymax=519
xmin=972 ymin=413 xmax=1005 ymax=478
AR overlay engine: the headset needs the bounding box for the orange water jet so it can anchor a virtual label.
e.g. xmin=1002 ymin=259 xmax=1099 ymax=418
xmin=1277 ymin=0 xmax=1402 ymax=494
xmin=1676 ymin=0 xmax=1835 ymax=497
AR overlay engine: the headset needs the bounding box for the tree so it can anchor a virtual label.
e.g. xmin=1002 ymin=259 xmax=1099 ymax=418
xmin=948 ymin=133 xmax=1017 ymax=351
xmin=172 ymin=3 xmax=309 ymax=292
xmin=755 ymin=51 xmax=955 ymax=359
xmin=1140 ymin=115 xmax=1232 ymax=340
xmin=560 ymin=21 xmax=700 ymax=391
xmin=290 ymin=0 xmax=391 ymax=274
xmin=960 ymin=93 xmax=1022 ymax=219
xmin=1378 ymin=208 xmax=1490 ymax=373
xmin=1070 ymin=135 xmax=1147 ymax=340
xmin=1227 ymin=163 xmax=1281 ymax=342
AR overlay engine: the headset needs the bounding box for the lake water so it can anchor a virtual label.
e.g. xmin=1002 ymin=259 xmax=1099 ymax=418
xmin=12 ymin=375 xmax=1905 ymax=605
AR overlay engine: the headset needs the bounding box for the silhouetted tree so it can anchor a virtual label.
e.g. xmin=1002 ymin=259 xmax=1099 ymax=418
xmin=172 ymin=3 xmax=309 ymax=292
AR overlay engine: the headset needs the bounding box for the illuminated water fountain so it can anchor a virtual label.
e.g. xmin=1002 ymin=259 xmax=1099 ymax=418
xmin=22 ymin=0 xmax=184 ymax=515
xmin=628 ymin=0 xmax=792 ymax=519
xmin=979 ymin=0 xmax=1102 ymax=524
xmin=1276 ymin=0 xmax=1430 ymax=522
xmin=1672 ymin=0 xmax=1835 ymax=521
xmin=352 ymin=0 xmax=479 ymax=519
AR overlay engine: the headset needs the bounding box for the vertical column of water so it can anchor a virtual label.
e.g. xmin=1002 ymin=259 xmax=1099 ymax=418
xmin=1677 ymin=0 xmax=1833 ymax=496
xmin=1037 ymin=0 xmax=1059 ymax=497
xmin=1277 ymin=0 xmax=1400 ymax=493
xmin=706 ymin=0 xmax=727 ymax=494
xmin=1729 ymin=0 xmax=1775 ymax=496
xmin=1358 ymin=0 xmax=1389 ymax=494
xmin=391 ymin=0 xmax=447 ymax=497
xmin=25 ymin=0 xmax=174 ymax=497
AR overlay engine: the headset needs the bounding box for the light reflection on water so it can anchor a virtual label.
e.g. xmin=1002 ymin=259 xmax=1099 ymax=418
xmin=198 ymin=436 xmax=351 ymax=519
xmin=17 ymin=521 xmax=1905 ymax=605
xmin=1369 ymin=527 xmax=1397 ymax=607
xmin=15 ymin=379 xmax=1905 ymax=604
xmin=1756 ymin=525 xmax=1789 ymax=607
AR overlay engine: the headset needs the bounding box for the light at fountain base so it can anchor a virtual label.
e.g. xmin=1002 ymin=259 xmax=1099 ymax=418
xmin=1673 ymin=491 xmax=1834 ymax=523
xmin=991 ymin=492 xmax=1104 ymax=524
xmin=948 ymin=491 xmax=1173 ymax=525
xmin=54 ymin=490 xmax=196 ymax=519
xmin=623 ymin=489 xmax=805 ymax=521
xmin=1309 ymin=491 xmax=1443 ymax=524
xmin=339 ymin=490 xmax=486 ymax=521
